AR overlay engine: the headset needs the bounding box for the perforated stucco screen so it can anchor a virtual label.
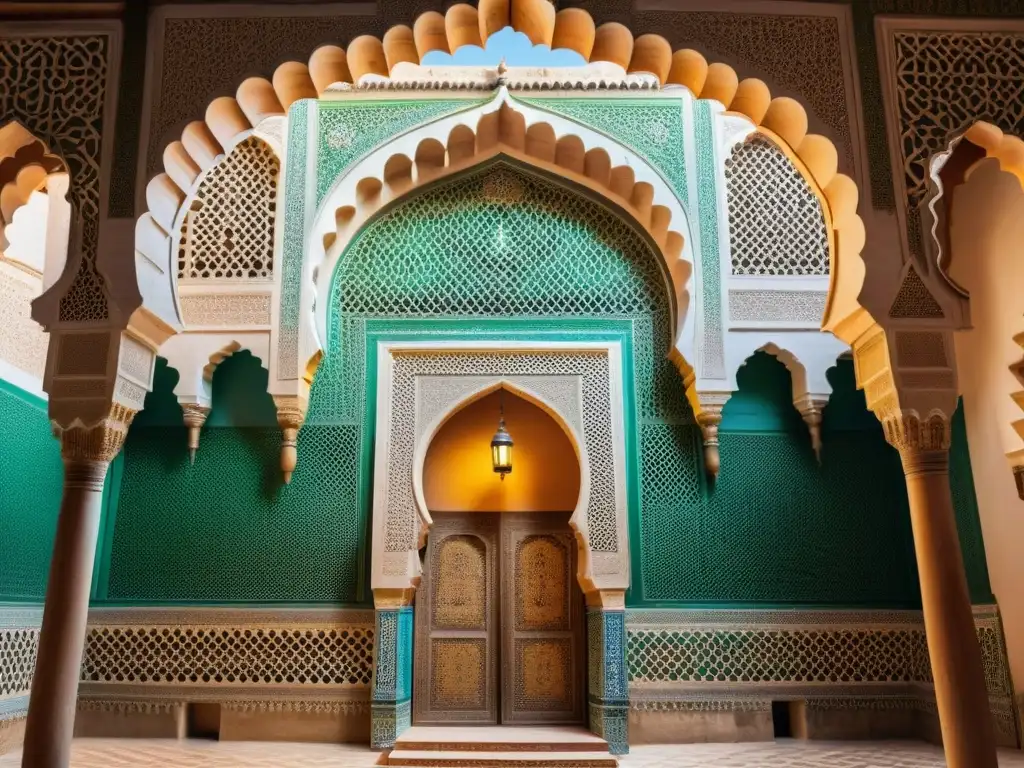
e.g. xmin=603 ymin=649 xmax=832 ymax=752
xmin=103 ymin=164 xmax=987 ymax=606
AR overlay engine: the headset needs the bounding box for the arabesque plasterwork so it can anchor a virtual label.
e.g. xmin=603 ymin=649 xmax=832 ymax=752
xmin=371 ymin=341 xmax=630 ymax=594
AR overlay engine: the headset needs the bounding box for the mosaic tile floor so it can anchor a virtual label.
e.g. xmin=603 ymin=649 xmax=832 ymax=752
xmin=1 ymin=740 xmax=1024 ymax=767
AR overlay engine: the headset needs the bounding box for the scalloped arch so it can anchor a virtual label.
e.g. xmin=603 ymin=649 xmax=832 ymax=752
xmin=0 ymin=126 xmax=65 ymax=253
xmin=135 ymin=0 xmax=869 ymax=341
xmin=310 ymin=100 xmax=690 ymax=356
xmin=931 ymin=120 xmax=1024 ymax=481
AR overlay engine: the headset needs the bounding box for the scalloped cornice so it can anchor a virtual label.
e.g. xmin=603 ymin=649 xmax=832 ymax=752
xmin=134 ymin=0 xmax=870 ymax=342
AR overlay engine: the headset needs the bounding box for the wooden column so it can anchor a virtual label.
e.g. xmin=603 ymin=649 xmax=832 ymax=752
xmin=22 ymin=406 xmax=134 ymax=768
xmin=885 ymin=413 xmax=997 ymax=768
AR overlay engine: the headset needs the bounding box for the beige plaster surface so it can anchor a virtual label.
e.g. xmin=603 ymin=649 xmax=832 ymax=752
xmin=423 ymin=389 xmax=581 ymax=513
xmin=949 ymin=159 xmax=1024 ymax=702
xmin=2 ymin=738 xmax=1024 ymax=767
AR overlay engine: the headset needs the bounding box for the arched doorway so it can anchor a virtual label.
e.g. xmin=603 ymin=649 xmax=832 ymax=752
xmin=414 ymin=388 xmax=585 ymax=726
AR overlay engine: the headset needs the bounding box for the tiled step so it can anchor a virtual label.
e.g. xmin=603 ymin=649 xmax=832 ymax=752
xmin=386 ymin=750 xmax=618 ymax=767
xmin=396 ymin=726 xmax=611 ymax=753
xmin=388 ymin=726 xmax=617 ymax=766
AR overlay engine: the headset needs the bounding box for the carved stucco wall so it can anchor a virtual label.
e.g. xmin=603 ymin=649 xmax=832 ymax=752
xmin=0 ymin=269 xmax=47 ymax=385
xmin=878 ymin=18 xmax=1024 ymax=265
xmin=631 ymin=2 xmax=858 ymax=175
xmin=136 ymin=4 xmax=379 ymax=211
xmin=133 ymin=1 xmax=866 ymax=213
xmin=0 ymin=26 xmax=119 ymax=323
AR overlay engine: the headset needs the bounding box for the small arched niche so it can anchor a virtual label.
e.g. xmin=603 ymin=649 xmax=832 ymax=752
xmin=423 ymin=388 xmax=581 ymax=514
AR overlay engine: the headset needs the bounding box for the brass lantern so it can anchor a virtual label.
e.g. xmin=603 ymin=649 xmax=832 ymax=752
xmin=490 ymin=395 xmax=514 ymax=480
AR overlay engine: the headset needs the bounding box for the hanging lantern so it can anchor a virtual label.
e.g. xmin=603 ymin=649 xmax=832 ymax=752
xmin=490 ymin=394 xmax=514 ymax=481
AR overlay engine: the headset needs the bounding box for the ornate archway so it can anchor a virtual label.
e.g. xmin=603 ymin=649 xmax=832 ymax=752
xmin=23 ymin=2 xmax=886 ymax=762
xmin=132 ymin=2 xmax=870 ymax=367
xmin=370 ymin=340 xmax=630 ymax=751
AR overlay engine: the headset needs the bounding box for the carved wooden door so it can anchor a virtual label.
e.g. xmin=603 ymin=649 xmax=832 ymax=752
xmin=500 ymin=512 xmax=585 ymax=725
xmin=414 ymin=512 xmax=583 ymax=725
xmin=413 ymin=513 xmax=500 ymax=725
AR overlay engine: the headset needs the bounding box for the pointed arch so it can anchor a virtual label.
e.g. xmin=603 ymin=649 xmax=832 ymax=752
xmin=308 ymin=97 xmax=691 ymax=371
xmin=412 ymin=378 xmax=593 ymax=585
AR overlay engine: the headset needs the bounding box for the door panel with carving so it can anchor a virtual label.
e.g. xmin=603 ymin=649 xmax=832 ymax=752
xmin=413 ymin=513 xmax=499 ymax=724
xmin=414 ymin=512 xmax=583 ymax=725
xmin=500 ymin=513 xmax=585 ymax=724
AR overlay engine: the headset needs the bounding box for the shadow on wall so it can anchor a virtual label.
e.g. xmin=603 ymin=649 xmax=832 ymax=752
xmin=660 ymin=351 xmax=988 ymax=609
xmin=669 ymin=352 xmax=923 ymax=608
xmin=98 ymin=351 xmax=365 ymax=605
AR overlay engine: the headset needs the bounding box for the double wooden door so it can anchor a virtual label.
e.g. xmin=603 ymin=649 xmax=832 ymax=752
xmin=413 ymin=512 xmax=585 ymax=725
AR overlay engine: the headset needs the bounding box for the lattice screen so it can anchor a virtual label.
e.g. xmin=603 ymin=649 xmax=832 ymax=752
xmin=725 ymin=135 xmax=830 ymax=276
xmin=82 ymin=624 xmax=373 ymax=686
xmin=0 ymin=385 xmax=64 ymax=600
xmin=177 ymin=136 xmax=279 ymax=281
xmin=0 ymin=627 xmax=38 ymax=696
xmin=627 ymin=620 xmax=931 ymax=685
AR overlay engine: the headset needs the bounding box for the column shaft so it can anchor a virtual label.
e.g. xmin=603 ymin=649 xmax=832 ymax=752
xmin=902 ymin=448 xmax=997 ymax=768
xmin=22 ymin=460 xmax=108 ymax=768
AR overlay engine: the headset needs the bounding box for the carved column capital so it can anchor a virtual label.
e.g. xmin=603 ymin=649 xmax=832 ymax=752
xmin=881 ymin=410 xmax=952 ymax=453
xmin=794 ymin=394 xmax=829 ymax=463
xmin=53 ymin=403 xmax=136 ymax=465
xmin=180 ymin=403 xmax=211 ymax=465
xmin=692 ymin=391 xmax=731 ymax=480
xmin=585 ymin=588 xmax=626 ymax=610
xmin=881 ymin=411 xmax=952 ymax=477
xmin=273 ymin=394 xmax=307 ymax=484
xmin=373 ymin=587 xmax=416 ymax=609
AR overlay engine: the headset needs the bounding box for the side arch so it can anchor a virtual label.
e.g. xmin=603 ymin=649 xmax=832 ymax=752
xmin=919 ymin=121 xmax=1024 ymax=464
xmin=0 ymin=122 xmax=71 ymax=396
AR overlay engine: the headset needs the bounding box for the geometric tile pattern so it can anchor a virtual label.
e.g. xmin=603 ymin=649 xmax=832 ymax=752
xmin=71 ymin=608 xmax=375 ymax=720
xmin=371 ymin=607 xmax=413 ymax=749
xmin=628 ymin=622 xmax=930 ymax=685
xmin=625 ymin=606 xmax=1020 ymax=748
xmin=3 ymin=740 xmax=1024 ymax=767
xmin=588 ymin=609 xmax=630 ymax=755
xmin=82 ymin=623 xmax=373 ymax=686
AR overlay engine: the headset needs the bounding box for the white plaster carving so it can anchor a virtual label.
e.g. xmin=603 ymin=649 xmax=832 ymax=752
xmin=371 ymin=340 xmax=630 ymax=595
xmin=304 ymin=91 xmax=696 ymax=392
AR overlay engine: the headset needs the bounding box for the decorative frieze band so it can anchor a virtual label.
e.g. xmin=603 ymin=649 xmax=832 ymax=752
xmin=625 ymin=605 xmax=1017 ymax=745
xmin=79 ymin=608 xmax=376 ymax=700
xmin=178 ymin=293 xmax=272 ymax=327
xmin=727 ymin=289 xmax=828 ymax=325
